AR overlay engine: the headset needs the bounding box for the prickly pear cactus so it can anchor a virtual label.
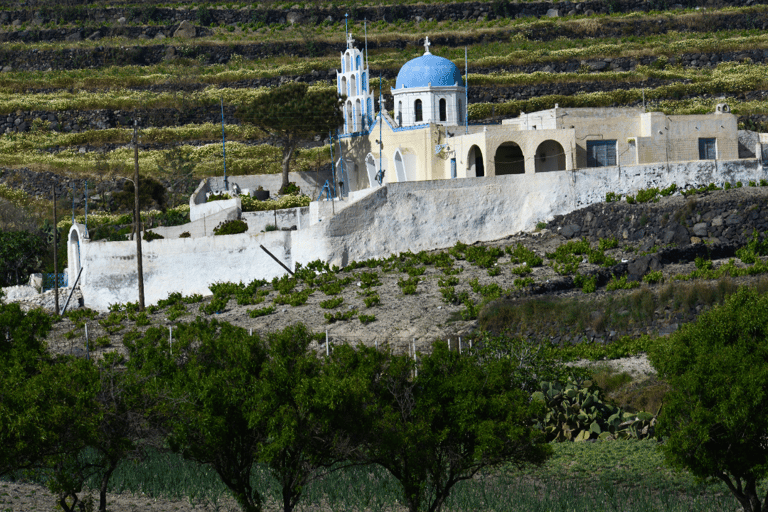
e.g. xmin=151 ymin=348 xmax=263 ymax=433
xmin=532 ymin=378 xmax=656 ymax=442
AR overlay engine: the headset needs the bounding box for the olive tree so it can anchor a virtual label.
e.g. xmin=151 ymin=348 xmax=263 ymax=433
xmin=649 ymin=286 xmax=768 ymax=512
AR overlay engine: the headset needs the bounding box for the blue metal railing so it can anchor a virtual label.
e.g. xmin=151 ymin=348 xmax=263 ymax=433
xmin=43 ymin=273 xmax=68 ymax=292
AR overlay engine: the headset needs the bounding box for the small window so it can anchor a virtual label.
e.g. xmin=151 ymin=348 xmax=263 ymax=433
xmin=439 ymin=99 xmax=446 ymax=122
xmin=587 ymin=140 xmax=617 ymax=168
xmin=414 ymin=99 xmax=423 ymax=123
xmin=356 ymin=55 xmax=361 ymax=70
xmin=397 ymin=101 xmax=403 ymax=126
xmin=699 ymin=138 xmax=716 ymax=160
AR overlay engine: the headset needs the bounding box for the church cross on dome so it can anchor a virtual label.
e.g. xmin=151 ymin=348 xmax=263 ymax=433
xmin=423 ymin=36 xmax=431 ymax=54
xmin=346 ymin=32 xmax=355 ymax=49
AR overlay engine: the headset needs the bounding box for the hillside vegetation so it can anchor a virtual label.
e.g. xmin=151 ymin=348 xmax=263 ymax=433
xmin=1 ymin=0 xmax=768 ymax=187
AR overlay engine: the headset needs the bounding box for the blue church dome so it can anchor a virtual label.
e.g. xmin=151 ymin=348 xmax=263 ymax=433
xmin=395 ymin=53 xmax=464 ymax=89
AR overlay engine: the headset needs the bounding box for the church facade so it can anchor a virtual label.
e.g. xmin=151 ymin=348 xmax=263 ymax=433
xmin=337 ymin=37 xmax=740 ymax=193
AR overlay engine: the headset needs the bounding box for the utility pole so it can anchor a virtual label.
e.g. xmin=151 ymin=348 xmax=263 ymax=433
xmin=52 ymin=185 xmax=59 ymax=316
xmin=133 ymin=120 xmax=145 ymax=311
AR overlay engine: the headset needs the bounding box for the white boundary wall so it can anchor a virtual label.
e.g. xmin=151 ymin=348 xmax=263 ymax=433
xmin=76 ymin=159 xmax=765 ymax=310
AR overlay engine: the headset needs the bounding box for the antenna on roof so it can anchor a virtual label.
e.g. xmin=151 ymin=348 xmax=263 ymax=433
xmin=465 ymin=46 xmax=468 ymax=135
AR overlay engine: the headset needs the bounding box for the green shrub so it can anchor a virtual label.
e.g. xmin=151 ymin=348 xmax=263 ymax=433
xmin=207 ymin=193 xmax=232 ymax=202
xmin=635 ymin=187 xmax=660 ymax=203
xmin=598 ymin=237 xmax=619 ymax=251
xmin=358 ymin=313 xmax=376 ymax=324
xmin=606 ymin=275 xmax=641 ymax=291
xmin=605 ymin=191 xmax=620 ymax=203
xmin=166 ymin=303 xmax=188 ymax=321
xmin=273 ymin=288 xmax=313 ymax=306
xmin=249 ymin=305 xmax=276 ymax=317
xmin=438 ymin=276 xmax=459 ymax=287
xmin=200 ymin=296 xmax=229 ymax=314
xmin=460 ymin=298 xmax=479 ymax=320
xmin=514 ymin=277 xmax=534 ymax=288
xmin=213 ymin=219 xmax=248 ymax=236
xmin=359 ymin=271 xmax=381 ymax=288
xmin=265 ymin=224 xmax=278 ymax=232
xmin=573 ymin=273 xmax=597 ymax=293
xmin=660 ymin=183 xmax=678 ymax=197
xmin=271 ymin=275 xmax=297 ymax=295
xmin=507 ymin=244 xmax=543 ymax=267
xmin=405 ymin=266 xmax=426 ymax=277
xmin=143 ymin=230 xmax=164 ymax=241
xmin=179 ymin=231 xmax=191 ymax=238
xmin=643 ymin=271 xmax=664 ymax=284
xmin=363 ymin=294 xmax=380 ymax=308
xmin=398 ymin=276 xmax=420 ymax=295
xmin=93 ymin=335 xmax=111 ymax=348
xmin=320 ymin=297 xmax=344 ymax=309
xmin=325 ymin=309 xmax=357 ymax=323
xmin=487 ymin=267 xmax=501 ymax=276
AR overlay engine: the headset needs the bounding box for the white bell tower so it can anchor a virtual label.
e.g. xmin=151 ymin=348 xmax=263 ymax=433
xmin=337 ymin=33 xmax=374 ymax=135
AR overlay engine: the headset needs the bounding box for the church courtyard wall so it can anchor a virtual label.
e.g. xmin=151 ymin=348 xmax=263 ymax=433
xmin=75 ymin=159 xmax=764 ymax=310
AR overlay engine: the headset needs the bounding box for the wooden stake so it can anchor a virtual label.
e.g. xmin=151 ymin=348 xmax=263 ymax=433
xmin=52 ymin=185 xmax=59 ymax=316
xmin=134 ymin=120 xmax=145 ymax=311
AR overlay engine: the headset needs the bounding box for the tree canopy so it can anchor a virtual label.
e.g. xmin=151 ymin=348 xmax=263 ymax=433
xmin=326 ymin=341 xmax=551 ymax=512
xmin=649 ymin=286 xmax=768 ymax=512
xmin=236 ymin=82 xmax=343 ymax=193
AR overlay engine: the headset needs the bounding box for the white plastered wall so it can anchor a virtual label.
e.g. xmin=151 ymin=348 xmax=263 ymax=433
xmin=79 ymin=159 xmax=764 ymax=310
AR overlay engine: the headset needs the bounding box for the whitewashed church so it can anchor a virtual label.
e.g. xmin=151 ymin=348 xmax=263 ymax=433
xmin=336 ymin=35 xmax=739 ymax=192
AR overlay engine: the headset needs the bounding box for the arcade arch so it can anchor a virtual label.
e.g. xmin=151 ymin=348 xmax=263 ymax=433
xmin=494 ymin=142 xmax=525 ymax=175
xmin=535 ymin=140 xmax=566 ymax=173
xmin=467 ymin=145 xmax=484 ymax=177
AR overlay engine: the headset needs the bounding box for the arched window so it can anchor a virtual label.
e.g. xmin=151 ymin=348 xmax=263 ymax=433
xmin=362 ymin=72 xmax=367 ymax=93
xmin=356 ymin=55 xmax=361 ymax=69
xmin=341 ymin=77 xmax=347 ymax=98
xmin=398 ymin=101 xmax=403 ymax=126
xmin=414 ymin=99 xmax=423 ymax=123
xmin=351 ymin=75 xmax=357 ymax=98
xmin=345 ymin=52 xmax=351 ymax=73
xmin=346 ymin=101 xmax=353 ymax=133
xmin=439 ymin=99 xmax=447 ymax=122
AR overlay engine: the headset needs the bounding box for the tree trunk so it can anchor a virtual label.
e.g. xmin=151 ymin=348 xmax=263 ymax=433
xmin=280 ymin=144 xmax=295 ymax=194
xmin=99 ymin=463 xmax=117 ymax=512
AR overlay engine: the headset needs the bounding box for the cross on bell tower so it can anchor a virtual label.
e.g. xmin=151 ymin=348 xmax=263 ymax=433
xmin=423 ymin=36 xmax=431 ymax=54
xmin=347 ymin=32 xmax=355 ymax=49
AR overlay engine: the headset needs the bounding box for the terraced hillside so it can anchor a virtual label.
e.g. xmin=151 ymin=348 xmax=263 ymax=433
xmin=2 ymin=0 xmax=768 ymax=209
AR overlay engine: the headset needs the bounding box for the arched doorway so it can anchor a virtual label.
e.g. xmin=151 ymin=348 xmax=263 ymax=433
xmin=365 ymin=153 xmax=378 ymax=188
xmin=68 ymin=225 xmax=82 ymax=286
xmin=495 ymin=142 xmax=525 ymax=175
xmin=394 ymin=149 xmax=407 ymax=183
xmin=468 ymin=145 xmax=484 ymax=177
xmin=535 ymin=140 xmax=566 ymax=172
